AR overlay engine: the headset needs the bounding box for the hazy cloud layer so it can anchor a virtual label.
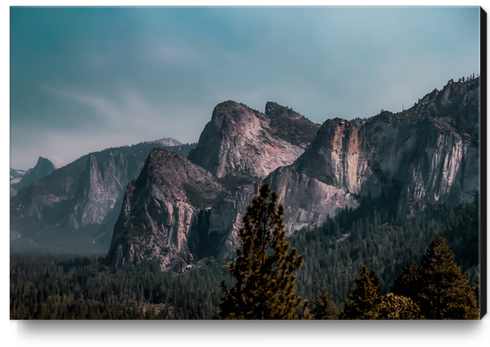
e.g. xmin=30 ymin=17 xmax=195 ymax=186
xmin=10 ymin=7 xmax=480 ymax=169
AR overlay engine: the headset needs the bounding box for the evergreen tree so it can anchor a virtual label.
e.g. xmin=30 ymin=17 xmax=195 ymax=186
xmin=218 ymin=183 xmax=310 ymax=319
xmin=418 ymin=235 xmax=478 ymax=319
xmin=392 ymin=260 xmax=423 ymax=302
xmin=312 ymin=288 xmax=339 ymax=320
xmin=341 ymin=266 xmax=383 ymax=319
xmin=377 ymin=293 xmax=423 ymax=320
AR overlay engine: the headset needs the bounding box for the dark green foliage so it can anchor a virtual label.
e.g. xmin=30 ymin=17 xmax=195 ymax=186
xmin=10 ymin=254 xmax=228 ymax=320
xmin=392 ymin=260 xmax=423 ymax=301
xmin=219 ymin=183 xmax=310 ymax=319
xmin=417 ymin=235 xmax=478 ymax=319
xmin=312 ymin=288 xmax=339 ymax=320
xmin=10 ymin=191 xmax=480 ymax=320
xmin=291 ymin=198 xmax=479 ymax=310
xmin=341 ymin=266 xmax=383 ymax=319
xmin=269 ymin=116 xmax=320 ymax=146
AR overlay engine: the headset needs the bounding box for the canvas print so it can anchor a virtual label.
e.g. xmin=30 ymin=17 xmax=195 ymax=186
xmin=10 ymin=6 xmax=485 ymax=320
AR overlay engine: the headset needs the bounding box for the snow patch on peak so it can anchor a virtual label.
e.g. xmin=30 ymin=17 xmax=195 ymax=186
xmin=154 ymin=138 xmax=183 ymax=147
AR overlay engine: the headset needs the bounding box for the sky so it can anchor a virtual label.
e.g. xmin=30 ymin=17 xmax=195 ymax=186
xmin=9 ymin=6 xmax=481 ymax=170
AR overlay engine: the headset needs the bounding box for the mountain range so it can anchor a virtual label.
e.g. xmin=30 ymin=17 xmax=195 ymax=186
xmin=10 ymin=77 xmax=480 ymax=273
xmin=10 ymin=140 xmax=195 ymax=254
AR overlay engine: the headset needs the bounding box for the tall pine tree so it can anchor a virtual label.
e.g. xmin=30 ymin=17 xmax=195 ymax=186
xmin=392 ymin=260 xmax=423 ymax=302
xmin=219 ymin=183 xmax=310 ymax=319
xmin=418 ymin=235 xmax=478 ymax=319
xmin=341 ymin=265 xmax=383 ymax=319
xmin=312 ymin=288 xmax=339 ymax=320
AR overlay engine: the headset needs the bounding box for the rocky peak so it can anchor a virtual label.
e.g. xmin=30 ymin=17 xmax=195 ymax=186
xmin=154 ymin=138 xmax=183 ymax=147
xmin=409 ymin=77 xmax=479 ymax=139
xmin=137 ymin=148 xmax=225 ymax=206
xmin=13 ymin=156 xmax=65 ymax=192
xmin=188 ymin=100 xmax=305 ymax=179
xmin=294 ymin=118 xmax=360 ymax=193
xmin=108 ymin=148 xmax=225 ymax=272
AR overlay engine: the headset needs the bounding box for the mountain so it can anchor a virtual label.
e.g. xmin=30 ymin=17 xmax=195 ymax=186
xmin=10 ymin=157 xmax=65 ymax=196
xmin=106 ymin=78 xmax=480 ymax=271
xmin=188 ymin=100 xmax=320 ymax=179
xmin=152 ymin=137 xmax=183 ymax=147
xmin=10 ymin=140 xmax=196 ymax=254
xmin=266 ymin=77 xmax=479 ymax=233
xmin=108 ymin=148 xmax=226 ymax=272
xmin=109 ymin=101 xmax=320 ymax=270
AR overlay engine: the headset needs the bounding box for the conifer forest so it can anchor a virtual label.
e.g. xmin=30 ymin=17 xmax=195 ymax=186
xmin=10 ymin=184 xmax=481 ymax=320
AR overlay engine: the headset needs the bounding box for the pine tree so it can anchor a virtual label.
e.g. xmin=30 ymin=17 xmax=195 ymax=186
xmin=312 ymin=288 xmax=339 ymax=320
xmin=377 ymin=293 xmax=423 ymax=320
xmin=218 ymin=183 xmax=310 ymax=320
xmin=418 ymin=235 xmax=478 ymax=319
xmin=392 ymin=260 xmax=423 ymax=302
xmin=341 ymin=265 xmax=383 ymax=319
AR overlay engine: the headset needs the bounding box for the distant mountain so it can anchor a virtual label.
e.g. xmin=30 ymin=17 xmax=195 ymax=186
xmin=10 ymin=157 xmax=65 ymax=196
xmin=107 ymin=78 xmax=480 ymax=272
xmin=152 ymin=138 xmax=183 ymax=147
xmin=10 ymin=140 xmax=196 ymax=254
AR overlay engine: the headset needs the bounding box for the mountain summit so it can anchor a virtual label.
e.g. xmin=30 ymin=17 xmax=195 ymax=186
xmin=188 ymin=101 xmax=319 ymax=179
xmin=10 ymin=156 xmax=65 ymax=196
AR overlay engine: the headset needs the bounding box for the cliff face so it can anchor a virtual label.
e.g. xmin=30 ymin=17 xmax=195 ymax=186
xmin=108 ymin=149 xmax=226 ymax=272
xmin=107 ymin=79 xmax=479 ymax=271
xmin=358 ymin=108 xmax=478 ymax=220
xmin=108 ymin=101 xmax=320 ymax=269
xmin=264 ymin=78 xmax=479 ymax=232
xmin=294 ymin=118 xmax=361 ymax=193
xmin=10 ymin=141 xmax=195 ymax=254
xmin=188 ymin=101 xmax=311 ymax=179
xmin=108 ymin=101 xmax=321 ymax=268
xmin=265 ymin=165 xmax=359 ymax=235
xmin=11 ymin=78 xmax=479 ymax=272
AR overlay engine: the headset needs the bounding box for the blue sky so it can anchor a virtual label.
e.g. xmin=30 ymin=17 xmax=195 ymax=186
xmin=10 ymin=6 xmax=480 ymax=170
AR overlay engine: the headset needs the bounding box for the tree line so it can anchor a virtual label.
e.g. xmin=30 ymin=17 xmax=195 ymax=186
xmin=11 ymin=184 xmax=480 ymax=319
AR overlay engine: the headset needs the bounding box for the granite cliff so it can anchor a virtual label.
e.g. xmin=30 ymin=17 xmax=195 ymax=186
xmin=188 ymin=100 xmax=320 ymax=179
xmin=108 ymin=149 xmax=226 ymax=272
xmin=107 ymin=78 xmax=479 ymax=270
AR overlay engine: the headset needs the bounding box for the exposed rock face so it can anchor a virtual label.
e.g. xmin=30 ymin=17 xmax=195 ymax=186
xmin=10 ymin=157 xmax=65 ymax=196
xmin=205 ymin=183 xmax=259 ymax=260
xmin=107 ymin=79 xmax=479 ymax=270
xmin=188 ymin=101 xmax=307 ymax=179
xmin=265 ymin=165 xmax=359 ymax=235
xmin=108 ymin=149 xmax=226 ymax=272
xmin=108 ymin=101 xmax=321 ymax=268
xmin=10 ymin=141 xmax=195 ymax=254
xmin=294 ymin=118 xmax=361 ymax=193
xmin=264 ymin=78 xmax=479 ymax=231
